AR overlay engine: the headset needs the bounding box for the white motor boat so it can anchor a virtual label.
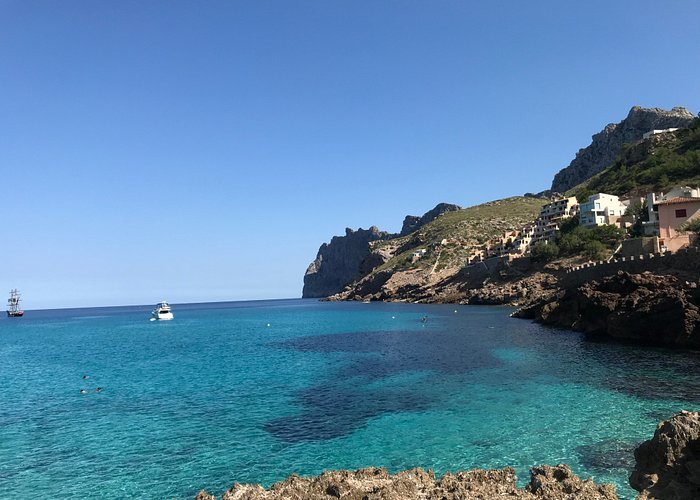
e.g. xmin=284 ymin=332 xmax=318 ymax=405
xmin=151 ymin=301 xmax=174 ymax=321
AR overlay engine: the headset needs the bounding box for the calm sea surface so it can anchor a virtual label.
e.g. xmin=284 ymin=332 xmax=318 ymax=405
xmin=2 ymin=299 xmax=699 ymax=499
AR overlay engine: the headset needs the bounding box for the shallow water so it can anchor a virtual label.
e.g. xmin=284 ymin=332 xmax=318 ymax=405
xmin=1 ymin=299 xmax=699 ymax=499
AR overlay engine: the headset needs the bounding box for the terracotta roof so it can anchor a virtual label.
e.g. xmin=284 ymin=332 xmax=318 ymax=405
xmin=657 ymin=197 xmax=700 ymax=205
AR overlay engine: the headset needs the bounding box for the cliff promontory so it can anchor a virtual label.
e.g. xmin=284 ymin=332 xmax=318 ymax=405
xmin=550 ymin=106 xmax=696 ymax=193
xmin=302 ymin=226 xmax=395 ymax=299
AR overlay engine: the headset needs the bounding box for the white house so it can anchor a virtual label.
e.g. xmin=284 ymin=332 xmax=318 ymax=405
xmin=579 ymin=193 xmax=627 ymax=227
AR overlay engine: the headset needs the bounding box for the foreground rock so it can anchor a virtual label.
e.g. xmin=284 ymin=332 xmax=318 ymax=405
xmin=630 ymin=410 xmax=700 ymax=499
xmin=197 ymin=464 xmax=617 ymax=499
xmin=513 ymin=271 xmax=700 ymax=348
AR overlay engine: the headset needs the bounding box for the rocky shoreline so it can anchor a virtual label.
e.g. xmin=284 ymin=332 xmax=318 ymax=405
xmin=197 ymin=411 xmax=700 ymax=500
xmin=513 ymin=271 xmax=700 ymax=348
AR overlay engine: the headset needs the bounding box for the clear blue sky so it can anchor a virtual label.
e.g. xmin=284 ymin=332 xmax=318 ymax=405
xmin=1 ymin=1 xmax=699 ymax=309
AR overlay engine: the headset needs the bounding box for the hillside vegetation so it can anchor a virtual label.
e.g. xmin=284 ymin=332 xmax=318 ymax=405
xmin=370 ymin=196 xmax=546 ymax=274
xmin=572 ymin=118 xmax=700 ymax=199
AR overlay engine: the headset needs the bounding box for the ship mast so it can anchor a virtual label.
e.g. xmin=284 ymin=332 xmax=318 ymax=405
xmin=7 ymin=289 xmax=23 ymax=315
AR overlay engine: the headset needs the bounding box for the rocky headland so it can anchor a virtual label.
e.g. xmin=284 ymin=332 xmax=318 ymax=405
xmin=197 ymin=412 xmax=700 ymax=500
xmin=303 ymin=226 xmax=396 ymax=299
xmin=303 ymin=203 xmax=462 ymax=299
xmin=513 ymin=271 xmax=700 ymax=348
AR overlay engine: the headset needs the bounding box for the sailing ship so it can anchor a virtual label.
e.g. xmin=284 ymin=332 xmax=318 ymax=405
xmin=7 ymin=289 xmax=24 ymax=317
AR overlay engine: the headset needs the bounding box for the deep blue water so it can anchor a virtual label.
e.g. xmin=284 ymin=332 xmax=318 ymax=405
xmin=2 ymin=299 xmax=699 ymax=499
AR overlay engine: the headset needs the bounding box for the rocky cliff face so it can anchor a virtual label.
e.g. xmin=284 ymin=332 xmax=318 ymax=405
xmin=400 ymin=203 xmax=461 ymax=236
xmin=631 ymin=410 xmax=700 ymax=499
xmin=197 ymin=464 xmax=617 ymax=499
xmin=550 ymin=106 xmax=696 ymax=193
xmin=302 ymin=226 xmax=395 ymax=298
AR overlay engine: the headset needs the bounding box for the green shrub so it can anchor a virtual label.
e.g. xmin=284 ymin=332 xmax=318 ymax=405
xmin=555 ymin=224 xmax=625 ymax=259
xmin=531 ymin=241 xmax=559 ymax=262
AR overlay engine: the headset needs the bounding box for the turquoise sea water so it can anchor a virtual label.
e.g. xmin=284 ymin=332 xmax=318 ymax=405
xmin=2 ymin=299 xmax=700 ymax=499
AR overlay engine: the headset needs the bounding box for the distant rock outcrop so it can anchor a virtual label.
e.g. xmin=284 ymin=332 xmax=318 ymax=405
xmin=198 ymin=464 xmax=617 ymax=499
xmin=400 ymin=203 xmax=461 ymax=236
xmin=550 ymin=106 xmax=696 ymax=193
xmin=630 ymin=410 xmax=700 ymax=499
xmin=302 ymin=226 xmax=395 ymax=298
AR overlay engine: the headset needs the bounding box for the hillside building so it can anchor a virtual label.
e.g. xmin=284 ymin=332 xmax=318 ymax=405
xmin=642 ymin=128 xmax=680 ymax=140
xmin=644 ymin=186 xmax=700 ymax=236
xmin=579 ymin=193 xmax=627 ymax=227
xmin=532 ymin=197 xmax=578 ymax=243
xmin=657 ymin=196 xmax=700 ymax=252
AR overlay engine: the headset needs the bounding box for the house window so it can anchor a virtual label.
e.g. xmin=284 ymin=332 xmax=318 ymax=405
xmin=675 ymin=209 xmax=687 ymax=218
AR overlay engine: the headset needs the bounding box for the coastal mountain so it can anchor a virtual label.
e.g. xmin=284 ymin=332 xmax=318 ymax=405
xmin=572 ymin=117 xmax=700 ymax=197
xmin=302 ymin=203 xmax=463 ymax=298
xmin=550 ymin=106 xmax=696 ymax=193
xmin=303 ymin=105 xmax=700 ymax=305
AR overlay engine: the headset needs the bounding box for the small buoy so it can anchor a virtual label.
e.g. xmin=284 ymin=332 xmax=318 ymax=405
xmin=391 ymin=316 xmax=395 ymax=319
xmin=267 ymin=323 xmax=271 ymax=327
xmin=454 ymin=310 xmax=458 ymax=313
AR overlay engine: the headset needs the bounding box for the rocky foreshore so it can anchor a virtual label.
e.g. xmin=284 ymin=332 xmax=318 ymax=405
xmin=512 ymin=271 xmax=700 ymax=348
xmin=197 ymin=411 xmax=700 ymax=500
xmin=197 ymin=464 xmax=617 ymax=500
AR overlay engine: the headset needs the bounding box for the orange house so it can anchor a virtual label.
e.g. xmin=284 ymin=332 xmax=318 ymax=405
xmin=657 ymin=197 xmax=700 ymax=252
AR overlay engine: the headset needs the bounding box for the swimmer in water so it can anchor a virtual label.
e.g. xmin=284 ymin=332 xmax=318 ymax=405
xmin=421 ymin=316 xmax=428 ymax=323
xmin=83 ymin=375 xmax=89 ymax=379
xmin=80 ymin=389 xmax=87 ymax=394
xmin=96 ymin=387 xmax=103 ymax=393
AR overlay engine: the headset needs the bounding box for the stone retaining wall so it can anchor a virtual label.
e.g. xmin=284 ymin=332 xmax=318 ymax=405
xmin=562 ymin=247 xmax=700 ymax=289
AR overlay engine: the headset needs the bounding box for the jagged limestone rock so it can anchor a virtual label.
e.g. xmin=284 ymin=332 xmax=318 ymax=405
xmin=400 ymin=203 xmax=461 ymax=236
xmin=302 ymin=226 xmax=394 ymax=298
xmin=199 ymin=464 xmax=617 ymax=499
xmin=630 ymin=410 xmax=700 ymax=499
xmin=551 ymin=106 xmax=696 ymax=193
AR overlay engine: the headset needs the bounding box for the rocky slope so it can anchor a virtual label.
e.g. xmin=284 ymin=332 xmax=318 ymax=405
xmin=577 ymin=118 xmax=700 ymax=196
xmin=551 ymin=106 xmax=696 ymax=193
xmin=513 ymin=271 xmax=700 ymax=348
xmin=325 ymin=197 xmax=546 ymax=303
xmin=197 ymin=464 xmax=617 ymax=500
